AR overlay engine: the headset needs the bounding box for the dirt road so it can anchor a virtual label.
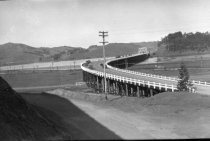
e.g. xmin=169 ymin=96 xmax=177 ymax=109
xmin=48 ymin=89 xmax=210 ymax=139
xmin=69 ymin=99 xmax=184 ymax=139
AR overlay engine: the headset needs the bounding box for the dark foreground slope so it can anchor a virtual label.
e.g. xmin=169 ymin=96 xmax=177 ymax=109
xmin=0 ymin=77 xmax=70 ymax=141
xmin=0 ymin=77 xmax=120 ymax=140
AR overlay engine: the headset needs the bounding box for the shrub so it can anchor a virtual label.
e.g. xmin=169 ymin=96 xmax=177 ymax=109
xmin=177 ymin=62 xmax=191 ymax=91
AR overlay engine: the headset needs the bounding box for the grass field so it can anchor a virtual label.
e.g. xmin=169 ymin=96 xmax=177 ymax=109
xmin=0 ymin=70 xmax=83 ymax=88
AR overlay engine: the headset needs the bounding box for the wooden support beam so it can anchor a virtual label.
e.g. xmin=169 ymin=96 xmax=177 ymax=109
xmin=125 ymin=84 xmax=128 ymax=96
xmin=118 ymin=82 xmax=121 ymax=96
xmin=113 ymin=81 xmax=116 ymax=94
xmin=142 ymin=88 xmax=145 ymax=97
xmin=96 ymin=76 xmax=99 ymax=93
xmin=115 ymin=82 xmax=118 ymax=95
xmin=120 ymin=84 xmax=124 ymax=96
xmin=131 ymin=87 xmax=133 ymax=96
xmin=107 ymin=79 xmax=110 ymax=93
xmin=137 ymin=86 xmax=140 ymax=98
xmin=101 ymin=78 xmax=104 ymax=92
xmin=150 ymin=88 xmax=153 ymax=97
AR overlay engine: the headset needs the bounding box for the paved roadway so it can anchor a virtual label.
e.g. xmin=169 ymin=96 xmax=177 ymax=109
xmin=92 ymin=60 xmax=177 ymax=85
xmin=91 ymin=60 xmax=210 ymax=95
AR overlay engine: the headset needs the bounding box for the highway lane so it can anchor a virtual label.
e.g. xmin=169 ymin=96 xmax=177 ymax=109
xmin=92 ymin=60 xmax=177 ymax=86
xmin=91 ymin=60 xmax=210 ymax=95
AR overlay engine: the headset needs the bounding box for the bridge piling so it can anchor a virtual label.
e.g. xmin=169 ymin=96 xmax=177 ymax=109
xmin=101 ymin=78 xmax=104 ymax=92
xmin=107 ymin=79 xmax=111 ymax=93
xmin=142 ymin=88 xmax=145 ymax=97
xmin=150 ymin=88 xmax=153 ymax=97
xmin=115 ymin=82 xmax=119 ymax=95
xmin=82 ymin=70 xmax=166 ymax=98
xmin=130 ymin=86 xmax=134 ymax=96
xmin=137 ymin=86 xmax=140 ymax=98
xmin=117 ymin=82 xmax=122 ymax=97
xmin=112 ymin=81 xmax=115 ymax=95
xmin=96 ymin=76 xmax=99 ymax=93
xmin=121 ymin=84 xmax=125 ymax=97
xmin=125 ymin=84 xmax=128 ymax=96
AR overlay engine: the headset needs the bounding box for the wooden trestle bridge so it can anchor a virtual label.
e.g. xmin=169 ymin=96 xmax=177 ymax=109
xmin=81 ymin=47 xmax=210 ymax=97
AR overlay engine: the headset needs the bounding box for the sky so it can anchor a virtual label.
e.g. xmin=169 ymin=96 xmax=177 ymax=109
xmin=0 ymin=0 xmax=210 ymax=48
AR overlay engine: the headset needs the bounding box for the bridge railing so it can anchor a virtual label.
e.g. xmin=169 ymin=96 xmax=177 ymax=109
xmin=106 ymin=54 xmax=210 ymax=87
xmin=81 ymin=63 xmax=177 ymax=92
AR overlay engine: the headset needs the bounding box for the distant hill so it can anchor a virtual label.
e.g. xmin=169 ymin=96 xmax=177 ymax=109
xmin=0 ymin=43 xmax=84 ymax=65
xmin=0 ymin=42 xmax=158 ymax=65
xmin=157 ymin=31 xmax=210 ymax=57
xmin=85 ymin=42 xmax=158 ymax=58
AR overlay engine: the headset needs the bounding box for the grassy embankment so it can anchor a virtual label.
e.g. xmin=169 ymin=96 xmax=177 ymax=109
xmin=0 ymin=70 xmax=82 ymax=89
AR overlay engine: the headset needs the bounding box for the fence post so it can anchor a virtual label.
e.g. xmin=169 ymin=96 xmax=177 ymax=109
xmin=165 ymin=84 xmax=167 ymax=91
xmin=172 ymin=85 xmax=174 ymax=92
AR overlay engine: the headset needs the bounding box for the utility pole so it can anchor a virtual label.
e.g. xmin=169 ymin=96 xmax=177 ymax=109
xmin=99 ymin=31 xmax=108 ymax=100
xmin=73 ymin=59 xmax=75 ymax=71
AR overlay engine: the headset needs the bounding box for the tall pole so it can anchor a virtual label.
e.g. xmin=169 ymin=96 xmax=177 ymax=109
xmin=73 ymin=58 xmax=75 ymax=71
xmin=99 ymin=31 xmax=108 ymax=100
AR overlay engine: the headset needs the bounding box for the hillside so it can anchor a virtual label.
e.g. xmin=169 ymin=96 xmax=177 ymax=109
xmin=0 ymin=41 xmax=158 ymax=65
xmin=0 ymin=42 xmax=84 ymax=65
xmin=86 ymin=42 xmax=156 ymax=58
xmin=157 ymin=31 xmax=210 ymax=57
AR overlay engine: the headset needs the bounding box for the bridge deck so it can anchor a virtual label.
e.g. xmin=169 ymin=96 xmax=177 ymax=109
xmin=92 ymin=60 xmax=177 ymax=86
xmin=91 ymin=60 xmax=210 ymax=95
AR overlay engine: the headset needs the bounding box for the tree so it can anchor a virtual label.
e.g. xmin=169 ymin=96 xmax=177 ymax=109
xmin=85 ymin=60 xmax=91 ymax=66
xmin=39 ymin=57 xmax=42 ymax=62
xmin=158 ymin=31 xmax=210 ymax=54
xmin=52 ymin=53 xmax=61 ymax=61
xmin=177 ymin=62 xmax=190 ymax=91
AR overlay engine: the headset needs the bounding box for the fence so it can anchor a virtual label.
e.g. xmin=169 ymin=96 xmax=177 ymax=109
xmin=106 ymin=53 xmax=210 ymax=87
xmin=81 ymin=63 xmax=177 ymax=92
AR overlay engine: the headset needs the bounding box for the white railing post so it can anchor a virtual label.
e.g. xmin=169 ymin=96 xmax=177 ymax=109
xmin=171 ymin=85 xmax=174 ymax=92
xmin=165 ymin=84 xmax=167 ymax=91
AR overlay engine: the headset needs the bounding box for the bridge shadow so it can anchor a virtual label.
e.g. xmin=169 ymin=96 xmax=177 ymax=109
xmin=20 ymin=92 xmax=121 ymax=140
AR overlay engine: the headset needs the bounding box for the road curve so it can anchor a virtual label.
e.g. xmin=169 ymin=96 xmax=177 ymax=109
xmin=82 ymin=52 xmax=210 ymax=95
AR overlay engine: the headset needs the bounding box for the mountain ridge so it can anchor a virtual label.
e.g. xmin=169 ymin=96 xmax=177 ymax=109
xmin=0 ymin=41 xmax=158 ymax=65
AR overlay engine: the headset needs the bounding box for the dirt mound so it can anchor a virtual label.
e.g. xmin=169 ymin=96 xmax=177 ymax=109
xmin=48 ymin=88 xmax=210 ymax=120
xmin=0 ymin=77 xmax=69 ymax=141
xmin=49 ymin=88 xmax=210 ymax=109
xmin=141 ymin=92 xmax=210 ymax=108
